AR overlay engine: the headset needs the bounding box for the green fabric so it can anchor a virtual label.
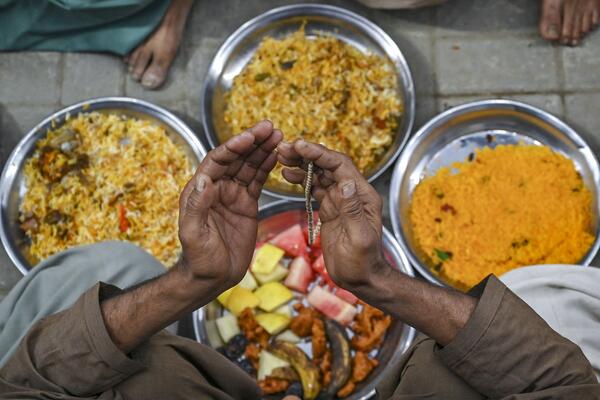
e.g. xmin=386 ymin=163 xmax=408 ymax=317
xmin=0 ymin=241 xmax=166 ymax=367
xmin=0 ymin=0 xmax=171 ymax=55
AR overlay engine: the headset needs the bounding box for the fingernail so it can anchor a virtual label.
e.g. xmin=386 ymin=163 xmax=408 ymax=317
xmin=296 ymin=139 xmax=307 ymax=147
xmin=195 ymin=175 xmax=207 ymax=192
xmin=548 ymin=25 xmax=559 ymax=38
xmin=341 ymin=181 xmax=356 ymax=198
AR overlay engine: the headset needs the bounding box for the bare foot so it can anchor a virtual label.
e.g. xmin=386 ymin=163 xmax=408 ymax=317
xmin=540 ymin=0 xmax=600 ymax=46
xmin=125 ymin=0 xmax=193 ymax=89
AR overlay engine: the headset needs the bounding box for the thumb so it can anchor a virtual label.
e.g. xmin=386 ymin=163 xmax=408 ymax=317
xmin=183 ymin=174 xmax=214 ymax=222
xmin=338 ymin=180 xmax=363 ymax=220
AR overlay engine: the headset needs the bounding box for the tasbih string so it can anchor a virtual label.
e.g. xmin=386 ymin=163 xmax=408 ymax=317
xmin=305 ymin=162 xmax=321 ymax=246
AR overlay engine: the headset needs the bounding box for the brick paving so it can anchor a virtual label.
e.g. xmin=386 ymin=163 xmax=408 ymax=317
xmin=1 ymin=0 xmax=599 ymax=298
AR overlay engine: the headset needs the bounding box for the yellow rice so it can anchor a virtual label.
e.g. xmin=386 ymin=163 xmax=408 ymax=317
xmin=224 ymin=26 xmax=402 ymax=190
xmin=409 ymin=144 xmax=595 ymax=290
xmin=20 ymin=112 xmax=193 ymax=267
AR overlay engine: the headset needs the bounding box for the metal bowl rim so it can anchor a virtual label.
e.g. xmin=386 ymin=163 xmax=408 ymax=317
xmin=389 ymin=98 xmax=600 ymax=287
xmin=0 ymin=96 xmax=207 ymax=276
xmin=200 ymin=3 xmax=415 ymax=201
xmin=193 ymin=199 xmax=417 ymax=400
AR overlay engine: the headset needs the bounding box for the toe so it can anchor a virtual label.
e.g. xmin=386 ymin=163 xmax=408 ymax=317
xmin=582 ymin=10 xmax=592 ymax=32
xmin=561 ymin=0 xmax=576 ymax=44
xmin=540 ymin=0 xmax=563 ymax=40
xmin=131 ymin=48 xmax=152 ymax=81
xmin=571 ymin=11 xmax=583 ymax=45
xmin=141 ymin=58 xmax=169 ymax=90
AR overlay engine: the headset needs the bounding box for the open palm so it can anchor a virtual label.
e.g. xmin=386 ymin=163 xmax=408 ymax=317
xmin=178 ymin=121 xmax=282 ymax=290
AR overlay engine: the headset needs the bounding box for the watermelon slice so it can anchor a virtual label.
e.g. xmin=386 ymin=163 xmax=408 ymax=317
xmin=312 ymin=254 xmax=335 ymax=287
xmin=307 ymin=286 xmax=357 ymax=326
xmin=284 ymin=255 xmax=313 ymax=293
xmin=270 ymin=224 xmax=307 ymax=257
xmin=334 ymin=287 xmax=359 ymax=305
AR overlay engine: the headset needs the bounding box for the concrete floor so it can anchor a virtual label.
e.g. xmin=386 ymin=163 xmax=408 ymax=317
xmin=1 ymin=0 xmax=599 ymax=299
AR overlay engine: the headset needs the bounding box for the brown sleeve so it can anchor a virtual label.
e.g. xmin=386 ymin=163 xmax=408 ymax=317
xmin=436 ymin=275 xmax=600 ymax=399
xmin=0 ymin=283 xmax=144 ymax=398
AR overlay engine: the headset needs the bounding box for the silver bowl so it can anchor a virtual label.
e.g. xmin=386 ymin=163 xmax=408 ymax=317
xmin=201 ymin=3 xmax=415 ymax=201
xmin=390 ymin=99 xmax=600 ymax=288
xmin=193 ymin=200 xmax=416 ymax=400
xmin=0 ymin=97 xmax=206 ymax=275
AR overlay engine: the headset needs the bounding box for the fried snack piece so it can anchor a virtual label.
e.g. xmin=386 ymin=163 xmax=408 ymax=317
xmin=352 ymin=351 xmax=379 ymax=382
xmin=244 ymin=343 xmax=261 ymax=370
xmin=312 ymin=318 xmax=327 ymax=359
xmin=291 ymin=303 xmax=319 ymax=337
xmin=238 ymin=307 xmax=270 ymax=348
xmin=319 ymin=349 xmax=332 ymax=387
xmin=351 ymin=303 xmax=392 ymax=352
xmin=337 ymin=380 xmax=356 ymax=398
xmin=259 ymin=377 xmax=291 ymax=394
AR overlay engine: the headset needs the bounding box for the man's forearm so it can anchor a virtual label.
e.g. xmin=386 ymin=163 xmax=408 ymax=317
xmin=101 ymin=262 xmax=221 ymax=353
xmin=355 ymin=260 xmax=477 ymax=346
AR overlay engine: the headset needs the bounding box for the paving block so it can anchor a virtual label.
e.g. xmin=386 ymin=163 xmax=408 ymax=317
xmin=435 ymin=0 xmax=538 ymax=37
xmin=565 ymin=93 xmax=600 ymax=157
xmin=367 ymin=4 xmax=435 ymax=35
xmin=562 ymin=33 xmax=600 ymax=91
xmin=184 ymin=37 xmax=226 ymax=102
xmin=414 ymin=94 xmax=438 ymax=131
xmin=438 ymin=94 xmax=563 ymax=117
xmin=0 ymin=245 xmax=22 ymax=301
xmin=0 ymin=53 xmax=61 ymax=104
xmin=389 ymin=31 xmax=436 ymax=95
xmin=435 ymin=37 xmax=559 ymax=95
xmin=61 ymin=53 xmax=124 ymax=105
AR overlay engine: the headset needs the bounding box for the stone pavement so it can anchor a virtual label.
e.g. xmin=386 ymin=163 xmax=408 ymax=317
xmin=1 ymin=0 xmax=599 ymax=298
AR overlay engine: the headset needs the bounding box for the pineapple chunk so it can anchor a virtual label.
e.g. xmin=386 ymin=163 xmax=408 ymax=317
xmin=238 ymin=270 xmax=258 ymax=290
xmin=254 ymin=282 xmax=293 ymax=312
xmin=253 ymin=264 xmax=288 ymax=285
xmin=252 ymin=244 xmax=285 ymax=275
xmin=226 ymin=286 xmax=260 ymax=316
xmin=255 ymin=312 xmax=291 ymax=335
xmin=215 ymin=314 xmax=240 ymax=343
xmin=276 ymin=330 xmax=301 ymax=344
xmin=274 ymin=304 xmax=292 ymax=317
xmin=258 ymin=350 xmax=290 ymax=381
xmin=217 ymin=286 xmax=236 ymax=306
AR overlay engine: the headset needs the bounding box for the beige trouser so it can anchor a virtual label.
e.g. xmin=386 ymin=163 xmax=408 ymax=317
xmin=356 ymin=0 xmax=448 ymax=9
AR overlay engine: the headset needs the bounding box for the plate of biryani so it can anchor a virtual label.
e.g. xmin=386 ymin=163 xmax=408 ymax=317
xmin=0 ymin=97 xmax=205 ymax=274
xmin=201 ymin=4 xmax=415 ymax=200
xmin=194 ymin=201 xmax=416 ymax=400
xmin=390 ymin=100 xmax=600 ymax=291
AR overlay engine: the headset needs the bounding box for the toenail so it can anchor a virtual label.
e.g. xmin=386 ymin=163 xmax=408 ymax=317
xmin=547 ymin=25 xmax=559 ymax=37
xmin=142 ymin=73 xmax=161 ymax=88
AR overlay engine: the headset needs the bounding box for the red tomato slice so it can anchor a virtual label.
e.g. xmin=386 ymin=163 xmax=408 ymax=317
xmin=269 ymin=224 xmax=307 ymax=257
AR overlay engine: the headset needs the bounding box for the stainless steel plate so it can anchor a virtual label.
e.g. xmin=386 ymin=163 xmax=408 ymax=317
xmin=389 ymin=99 xmax=600 ymax=288
xmin=201 ymin=3 xmax=415 ymax=201
xmin=193 ymin=200 xmax=416 ymax=400
xmin=0 ymin=97 xmax=207 ymax=275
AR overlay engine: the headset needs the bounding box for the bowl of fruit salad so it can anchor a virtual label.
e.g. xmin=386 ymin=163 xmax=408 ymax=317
xmin=193 ymin=200 xmax=416 ymax=400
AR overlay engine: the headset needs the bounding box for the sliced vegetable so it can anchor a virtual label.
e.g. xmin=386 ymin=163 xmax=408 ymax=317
xmin=256 ymin=312 xmax=291 ymax=335
xmin=334 ymin=287 xmax=358 ymax=305
xmin=226 ymin=286 xmax=260 ymax=316
xmin=307 ymin=286 xmax=357 ymax=326
xmin=434 ymin=248 xmax=452 ymax=261
xmin=217 ymin=286 xmax=236 ymax=306
xmin=216 ymin=314 xmax=240 ymax=343
xmin=255 ymin=281 xmax=294 ymax=312
xmin=284 ymin=256 xmax=313 ymax=293
xmin=204 ymin=320 xmax=224 ymax=348
xmin=276 ymin=329 xmax=301 ymax=344
xmin=323 ymin=319 xmax=352 ymax=396
xmin=118 ymin=204 xmax=129 ymax=232
xmin=238 ymin=270 xmax=258 ymax=291
xmin=252 ymin=244 xmax=285 ymax=275
xmin=258 ymin=350 xmax=290 ymax=381
xmin=253 ymin=263 xmax=288 ymax=285
xmin=269 ymin=341 xmax=321 ymax=400
xmin=270 ymin=224 xmax=307 ymax=257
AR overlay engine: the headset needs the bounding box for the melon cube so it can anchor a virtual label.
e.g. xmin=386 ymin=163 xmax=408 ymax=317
xmin=226 ymin=286 xmax=260 ymax=316
xmin=255 ymin=312 xmax=291 ymax=335
xmin=251 ymin=244 xmax=285 ymax=275
xmin=254 ymin=281 xmax=293 ymax=312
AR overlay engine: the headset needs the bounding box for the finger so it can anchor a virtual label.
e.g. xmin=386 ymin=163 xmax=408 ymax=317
xmin=233 ymin=129 xmax=282 ymax=185
xmin=281 ymin=167 xmax=335 ymax=188
xmin=198 ymin=131 xmax=255 ymax=180
xmin=247 ymin=152 xmax=278 ymax=198
xmin=277 ymin=141 xmax=303 ymax=167
xmin=336 ymin=180 xmax=364 ymax=220
xmin=179 ymin=174 xmax=215 ymax=244
xmin=292 ymin=140 xmax=360 ymax=182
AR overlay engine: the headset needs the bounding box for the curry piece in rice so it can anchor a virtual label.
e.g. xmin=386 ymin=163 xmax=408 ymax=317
xmin=19 ymin=112 xmax=193 ymax=266
xmin=224 ymin=26 xmax=402 ymax=191
xmin=410 ymin=144 xmax=594 ymax=290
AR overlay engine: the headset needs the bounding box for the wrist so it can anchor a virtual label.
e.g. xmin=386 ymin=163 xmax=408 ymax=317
xmin=172 ymin=259 xmax=229 ymax=302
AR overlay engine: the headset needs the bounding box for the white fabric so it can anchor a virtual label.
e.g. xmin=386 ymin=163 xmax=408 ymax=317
xmin=501 ymin=265 xmax=600 ymax=379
